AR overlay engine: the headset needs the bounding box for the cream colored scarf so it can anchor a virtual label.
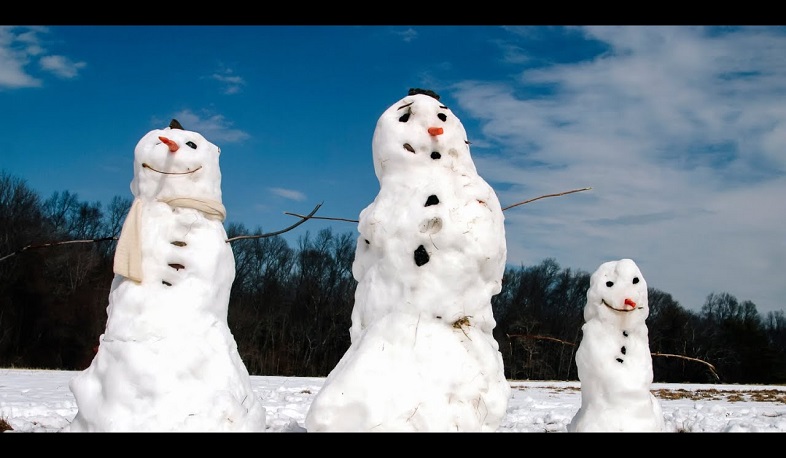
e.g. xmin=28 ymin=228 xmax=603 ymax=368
xmin=113 ymin=197 xmax=227 ymax=283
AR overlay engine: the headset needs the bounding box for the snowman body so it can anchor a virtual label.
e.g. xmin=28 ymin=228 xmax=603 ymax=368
xmin=305 ymin=91 xmax=510 ymax=432
xmin=351 ymin=91 xmax=506 ymax=341
xmin=65 ymin=123 xmax=266 ymax=432
xmin=567 ymin=258 xmax=665 ymax=432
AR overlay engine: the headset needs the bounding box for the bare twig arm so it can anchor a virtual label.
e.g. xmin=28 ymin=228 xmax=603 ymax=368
xmin=507 ymin=334 xmax=720 ymax=380
xmin=0 ymin=236 xmax=118 ymax=263
xmin=283 ymin=213 xmax=359 ymax=223
xmin=507 ymin=333 xmax=577 ymax=347
xmin=2 ymin=187 xmax=591 ymax=260
xmin=652 ymin=352 xmax=720 ymax=380
xmin=501 ymin=187 xmax=592 ymax=211
xmin=283 ymin=187 xmax=595 ymax=225
xmin=226 ymin=202 xmax=324 ymax=243
xmin=1 ymin=204 xmax=325 ymax=259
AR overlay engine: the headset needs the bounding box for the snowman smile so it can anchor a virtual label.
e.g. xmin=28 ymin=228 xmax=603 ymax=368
xmin=142 ymin=163 xmax=203 ymax=175
xmin=602 ymin=299 xmax=638 ymax=312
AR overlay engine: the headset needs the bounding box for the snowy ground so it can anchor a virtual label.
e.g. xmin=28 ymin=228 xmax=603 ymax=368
xmin=2 ymin=368 xmax=785 ymax=433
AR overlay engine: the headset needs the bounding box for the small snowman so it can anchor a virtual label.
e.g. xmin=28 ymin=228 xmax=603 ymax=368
xmin=567 ymin=258 xmax=665 ymax=432
xmin=64 ymin=120 xmax=266 ymax=432
xmin=305 ymin=89 xmax=510 ymax=432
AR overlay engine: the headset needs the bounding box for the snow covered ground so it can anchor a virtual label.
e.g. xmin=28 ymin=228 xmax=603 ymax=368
xmin=2 ymin=368 xmax=785 ymax=433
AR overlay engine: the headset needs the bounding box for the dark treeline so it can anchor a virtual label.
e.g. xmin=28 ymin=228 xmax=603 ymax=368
xmin=2 ymin=171 xmax=785 ymax=384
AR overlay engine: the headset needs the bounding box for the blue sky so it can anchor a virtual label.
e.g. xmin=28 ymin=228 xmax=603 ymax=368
xmin=2 ymin=25 xmax=785 ymax=316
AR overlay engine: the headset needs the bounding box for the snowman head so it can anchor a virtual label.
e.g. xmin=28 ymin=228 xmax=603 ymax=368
xmin=370 ymin=88 xmax=478 ymax=183
xmin=130 ymin=119 xmax=223 ymax=203
xmin=584 ymin=258 xmax=649 ymax=326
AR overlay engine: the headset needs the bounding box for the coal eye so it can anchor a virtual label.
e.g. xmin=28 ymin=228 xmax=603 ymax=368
xmin=437 ymin=113 xmax=447 ymax=122
xmin=399 ymin=108 xmax=412 ymax=123
xmin=632 ymin=277 xmax=639 ymax=284
xmin=606 ymin=281 xmax=614 ymax=287
xmin=185 ymin=141 xmax=197 ymax=149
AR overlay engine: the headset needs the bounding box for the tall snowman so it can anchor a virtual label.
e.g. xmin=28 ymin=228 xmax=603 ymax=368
xmin=567 ymin=258 xmax=665 ymax=432
xmin=305 ymin=89 xmax=510 ymax=432
xmin=64 ymin=120 xmax=267 ymax=432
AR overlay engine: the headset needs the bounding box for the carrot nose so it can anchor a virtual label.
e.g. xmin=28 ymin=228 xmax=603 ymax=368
xmin=158 ymin=136 xmax=179 ymax=152
xmin=624 ymin=298 xmax=636 ymax=308
xmin=428 ymin=127 xmax=443 ymax=136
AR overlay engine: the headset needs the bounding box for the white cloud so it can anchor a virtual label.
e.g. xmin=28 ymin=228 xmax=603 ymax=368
xmin=451 ymin=26 xmax=786 ymax=314
xmin=395 ymin=28 xmax=418 ymax=43
xmin=166 ymin=109 xmax=250 ymax=144
xmin=210 ymin=67 xmax=245 ymax=95
xmin=0 ymin=26 xmax=42 ymax=89
xmin=0 ymin=26 xmax=85 ymax=88
xmin=39 ymin=55 xmax=86 ymax=79
xmin=269 ymin=187 xmax=307 ymax=202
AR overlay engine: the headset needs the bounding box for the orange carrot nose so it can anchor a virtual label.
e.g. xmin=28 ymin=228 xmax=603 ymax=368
xmin=158 ymin=136 xmax=179 ymax=152
xmin=428 ymin=127 xmax=444 ymax=136
xmin=624 ymin=298 xmax=637 ymax=308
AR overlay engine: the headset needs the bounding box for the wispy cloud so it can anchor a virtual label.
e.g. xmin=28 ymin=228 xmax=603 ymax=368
xmin=0 ymin=26 xmax=85 ymax=89
xmin=209 ymin=66 xmax=246 ymax=95
xmin=39 ymin=55 xmax=86 ymax=79
xmin=164 ymin=109 xmax=250 ymax=143
xmin=0 ymin=26 xmax=43 ymax=89
xmin=269 ymin=187 xmax=307 ymax=202
xmin=451 ymin=26 xmax=786 ymax=311
xmin=394 ymin=28 xmax=418 ymax=43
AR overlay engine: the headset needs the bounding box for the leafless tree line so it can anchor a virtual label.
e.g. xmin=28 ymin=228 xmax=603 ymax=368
xmin=1 ymin=171 xmax=785 ymax=383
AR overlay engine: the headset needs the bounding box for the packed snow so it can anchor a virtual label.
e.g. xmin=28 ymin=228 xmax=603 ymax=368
xmin=305 ymin=89 xmax=509 ymax=432
xmin=3 ymin=368 xmax=786 ymax=433
xmin=568 ymin=259 xmax=665 ymax=432
xmin=65 ymin=120 xmax=266 ymax=432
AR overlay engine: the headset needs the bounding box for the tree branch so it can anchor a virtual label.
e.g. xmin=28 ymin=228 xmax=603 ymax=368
xmin=507 ymin=334 xmax=720 ymax=381
xmin=0 ymin=237 xmax=118 ymax=263
xmin=501 ymin=187 xmax=592 ymax=211
xmin=651 ymin=352 xmax=720 ymax=381
xmin=226 ymin=202 xmax=323 ymax=243
xmin=284 ymin=187 xmax=594 ymax=224
xmin=507 ymin=333 xmax=577 ymax=347
xmin=283 ymin=212 xmax=358 ymax=223
xmin=3 ymin=187 xmax=591 ymax=259
xmin=0 ymin=203 xmax=324 ymax=260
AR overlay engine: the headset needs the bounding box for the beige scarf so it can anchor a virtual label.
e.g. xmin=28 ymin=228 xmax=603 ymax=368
xmin=113 ymin=197 xmax=227 ymax=283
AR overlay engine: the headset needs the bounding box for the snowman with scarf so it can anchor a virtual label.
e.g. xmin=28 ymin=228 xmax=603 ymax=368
xmin=65 ymin=120 xmax=267 ymax=432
